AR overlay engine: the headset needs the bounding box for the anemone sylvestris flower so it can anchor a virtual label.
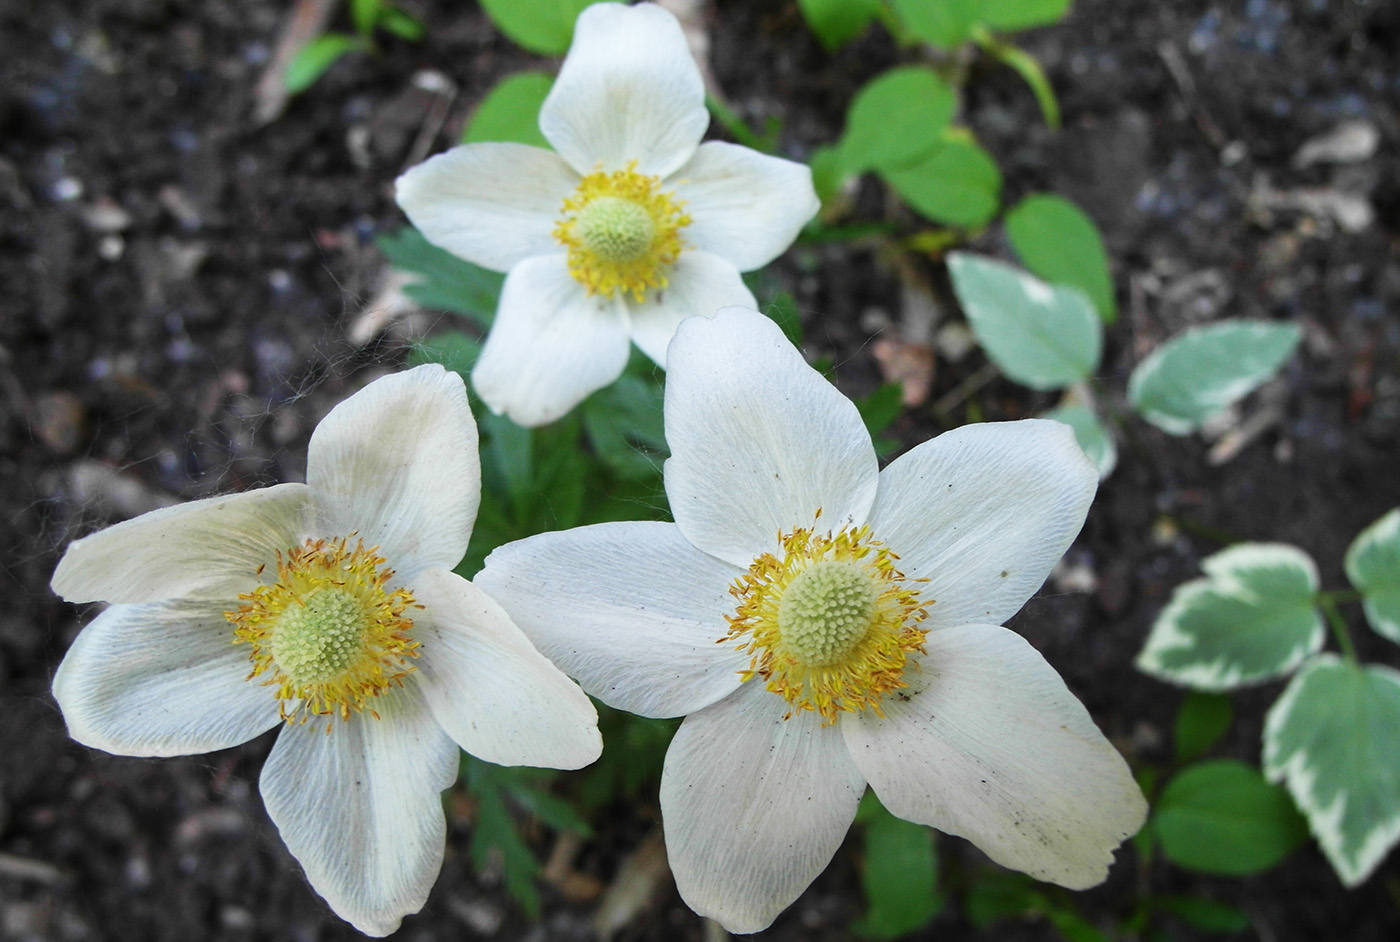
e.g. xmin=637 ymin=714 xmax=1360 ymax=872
xmin=476 ymin=308 xmax=1148 ymax=933
xmin=50 ymin=365 xmax=602 ymax=936
xmin=395 ymin=2 xmax=819 ymax=427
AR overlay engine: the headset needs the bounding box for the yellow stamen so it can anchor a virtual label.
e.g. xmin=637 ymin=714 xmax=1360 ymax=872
xmin=225 ymin=536 xmax=421 ymax=731
xmin=723 ymin=524 xmax=931 ymax=725
xmin=553 ymin=161 xmax=691 ymax=302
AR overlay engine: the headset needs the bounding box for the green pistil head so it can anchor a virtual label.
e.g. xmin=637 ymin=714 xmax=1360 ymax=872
xmin=574 ymin=196 xmax=655 ymax=262
xmin=271 ymin=588 xmax=365 ymax=685
xmin=778 ymin=560 xmax=878 ymax=666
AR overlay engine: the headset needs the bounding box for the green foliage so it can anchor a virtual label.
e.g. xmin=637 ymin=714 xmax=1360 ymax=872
xmin=377 ymin=227 xmax=503 ymax=327
xmin=285 ymin=35 xmax=363 ymax=94
xmin=881 ymin=133 xmax=1002 ymax=227
xmin=1344 ymin=507 xmax=1400 ymax=643
xmin=1127 ymin=321 xmax=1302 ymax=434
xmin=946 ymin=253 xmax=1101 ymax=390
xmin=1173 ymin=691 xmax=1233 ymax=763
xmin=1152 ymin=759 xmax=1309 ymax=876
xmin=462 ymin=72 xmax=555 ymax=149
xmin=889 ymin=0 xmax=980 ymax=48
xmin=479 ymin=0 xmax=597 ymax=55
xmin=979 ymin=0 xmax=1073 ymax=32
xmin=573 ymin=705 xmax=677 ymax=813
xmin=852 ymin=791 xmax=943 ymax=939
xmin=838 ymin=66 xmax=955 ymax=176
xmin=1264 ymin=655 xmax=1400 ymax=887
xmin=1136 ymin=543 xmax=1323 ymax=691
xmin=855 ymin=382 xmax=904 ymax=456
xmin=1005 ymin=194 xmax=1115 ymax=322
xmin=461 ymin=755 xmax=591 ymax=916
xmin=1154 ymin=895 xmax=1251 ymax=934
xmin=1041 ymin=404 xmax=1116 ymax=478
xmin=798 ymin=0 xmax=881 ymax=50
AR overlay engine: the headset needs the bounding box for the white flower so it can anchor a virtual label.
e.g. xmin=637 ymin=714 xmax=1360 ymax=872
xmin=394 ymin=2 xmax=820 ymax=427
xmin=50 ymin=365 xmax=602 ymax=937
xmin=475 ymin=308 xmax=1148 ymax=933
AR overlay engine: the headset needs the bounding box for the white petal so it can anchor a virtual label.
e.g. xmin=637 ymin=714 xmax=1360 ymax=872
xmin=538 ymin=2 xmax=707 ymax=177
xmin=869 ymin=419 xmax=1096 ymax=629
xmin=475 ymin=522 xmax=747 ymax=718
xmin=660 ymin=682 xmax=866 ymax=934
xmin=627 ymin=250 xmax=755 ymax=365
xmin=52 ymin=599 xmax=277 ymax=757
xmin=844 ymin=624 xmax=1146 ymax=889
xmin=394 ymin=143 xmax=577 ymax=271
xmin=260 ymin=685 xmax=458 ymax=937
xmin=51 ymin=483 xmax=310 ymax=604
xmin=307 ymin=365 xmax=479 ymax=580
xmin=670 ymin=142 xmax=820 ymax=271
xmin=411 ymin=568 xmax=601 ymax=769
xmin=663 ymin=306 xmax=879 ymax=568
xmin=471 ymin=254 xmax=631 ymax=426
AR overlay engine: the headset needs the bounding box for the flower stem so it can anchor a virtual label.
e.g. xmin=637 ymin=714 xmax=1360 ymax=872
xmin=1318 ymin=593 xmax=1359 ymax=663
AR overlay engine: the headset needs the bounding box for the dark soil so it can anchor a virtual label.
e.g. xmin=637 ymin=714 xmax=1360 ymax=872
xmin=3 ymin=1 xmax=1398 ymax=940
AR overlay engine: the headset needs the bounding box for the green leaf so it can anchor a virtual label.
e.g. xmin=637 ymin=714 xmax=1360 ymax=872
xmin=764 ymin=291 xmax=804 ymax=346
xmin=1136 ymin=543 xmax=1323 ymax=691
xmin=462 ymin=72 xmax=554 ymax=148
xmin=1155 ymin=895 xmax=1251 ymax=934
xmin=463 ymin=757 xmax=545 ymax=916
xmin=808 ymin=144 xmax=848 ymax=208
xmin=838 ymin=67 xmax=955 ymax=176
xmin=1344 ymin=508 xmax=1400 ymax=644
xmin=1127 ymin=320 xmax=1301 ymax=434
xmin=978 ymin=0 xmax=1073 ymax=31
xmin=965 ymin=871 xmax=1042 ymax=927
xmin=1174 ymin=691 xmax=1233 ymax=763
xmin=1005 ymin=194 xmax=1115 ymax=322
xmin=889 ymin=0 xmax=980 ymax=48
xmin=1041 ymin=404 xmax=1116 ymax=478
xmin=946 ymin=253 xmax=1101 ymax=390
xmin=880 ymin=134 xmax=1001 ymax=227
xmin=855 ymin=383 xmax=903 ymax=437
xmin=580 ymin=367 xmax=667 ymax=480
xmin=1264 ymin=655 xmax=1400 ymax=886
xmin=851 ymin=792 xmax=943 ymax=939
xmin=284 ymin=34 xmax=362 ymax=94
xmin=376 ymin=227 xmax=504 ymax=326
xmin=379 ymin=6 xmax=425 ymax=41
xmin=1045 ymin=907 xmax=1110 ymax=942
xmin=478 ymin=0 xmax=596 ymax=55
xmin=350 ymin=0 xmax=381 ymax=37
xmin=798 ymin=0 xmax=880 ymax=50
xmin=1153 ymin=759 xmax=1309 ymax=876
xmin=408 ymin=330 xmax=481 ymax=378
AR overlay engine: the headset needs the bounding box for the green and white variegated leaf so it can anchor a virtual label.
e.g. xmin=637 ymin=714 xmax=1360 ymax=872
xmin=1041 ymin=404 xmax=1116 ymax=478
xmin=1136 ymin=543 xmax=1323 ymax=691
xmin=946 ymin=253 xmax=1101 ymax=391
xmin=1264 ymin=655 xmax=1400 ymax=886
xmin=1344 ymin=508 xmax=1400 ymax=644
xmin=1127 ymin=320 xmax=1301 ymax=435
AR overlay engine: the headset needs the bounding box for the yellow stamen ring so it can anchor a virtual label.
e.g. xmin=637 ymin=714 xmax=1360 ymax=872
xmin=553 ymin=161 xmax=691 ymax=302
xmin=723 ymin=524 xmax=931 ymax=725
xmin=225 ymin=536 xmax=421 ymax=730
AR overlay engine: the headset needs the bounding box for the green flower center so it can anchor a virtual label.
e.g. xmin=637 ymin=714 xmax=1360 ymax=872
xmin=777 ymin=560 xmax=879 ymax=666
xmin=270 ymin=587 xmax=366 ymax=685
xmin=573 ymin=196 xmax=657 ymax=262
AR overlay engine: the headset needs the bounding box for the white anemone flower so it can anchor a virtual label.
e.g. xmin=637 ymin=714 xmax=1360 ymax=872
xmin=394 ymin=2 xmax=820 ymax=427
xmin=50 ymin=365 xmax=602 ymax=936
xmin=476 ymin=307 xmax=1148 ymax=933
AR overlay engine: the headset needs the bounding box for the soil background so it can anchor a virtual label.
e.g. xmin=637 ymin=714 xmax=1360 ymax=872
xmin=2 ymin=0 xmax=1399 ymax=940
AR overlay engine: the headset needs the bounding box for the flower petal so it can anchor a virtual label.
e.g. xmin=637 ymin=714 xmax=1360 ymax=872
xmin=52 ymin=599 xmax=278 ymax=757
xmin=471 ymin=254 xmax=631 ymax=426
xmin=475 ymin=522 xmax=747 ymax=718
xmin=844 ymin=624 xmax=1146 ymax=889
xmin=670 ymin=142 xmax=820 ymax=271
xmin=538 ymin=2 xmax=707 ymax=177
xmin=663 ymin=306 xmax=879 ymax=568
xmin=660 ymin=681 xmax=866 ymax=934
xmin=627 ymin=250 xmax=755 ymax=365
xmin=394 ymin=142 xmax=577 ymax=272
xmin=307 ymin=364 xmax=479 ymax=580
xmin=411 ymin=568 xmax=601 ymax=769
xmin=869 ymin=419 xmax=1096 ymax=629
xmin=51 ymin=483 xmax=310 ymax=604
xmin=260 ymin=684 xmax=458 ymax=937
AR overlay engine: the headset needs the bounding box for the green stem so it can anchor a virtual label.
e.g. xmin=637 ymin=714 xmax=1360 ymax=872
xmin=1318 ymin=593 xmax=1359 ymax=663
xmin=705 ymin=95 xmax=769 ymax=153
xmin=970 ymin=26 xmax=1061 ymax=129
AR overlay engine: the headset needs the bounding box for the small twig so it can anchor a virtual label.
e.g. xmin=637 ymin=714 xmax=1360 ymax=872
xmin=253 ymin=0 xmax=341 ymax=125
xmin=0 ymin=852 xmax=69 ymax=886
xmin=1156 ymin=41 xmax=1230 ymax=152
xmin=932 ymin=362 xmax=999 ymax=416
